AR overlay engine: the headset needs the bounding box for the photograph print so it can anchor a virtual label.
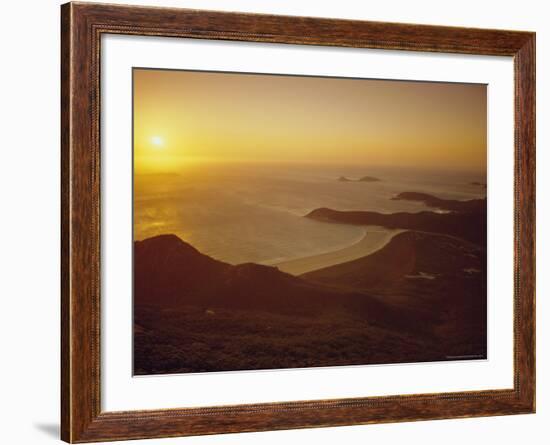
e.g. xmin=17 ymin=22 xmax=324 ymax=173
xmin=132 ymin=68 xmax=487 ymax=376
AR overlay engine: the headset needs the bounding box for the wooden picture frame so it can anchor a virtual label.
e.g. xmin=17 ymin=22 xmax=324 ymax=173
xmin=61 ymin=2 xmax=535 ymax=442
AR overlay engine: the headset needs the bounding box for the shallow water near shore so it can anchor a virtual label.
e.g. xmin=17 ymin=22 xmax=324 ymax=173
xmin=134 ymin=162 xmax=486 ymax=267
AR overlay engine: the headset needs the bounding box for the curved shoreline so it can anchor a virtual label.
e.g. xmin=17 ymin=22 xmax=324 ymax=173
xmin=272 ymin=226 xmax=404 ymax=276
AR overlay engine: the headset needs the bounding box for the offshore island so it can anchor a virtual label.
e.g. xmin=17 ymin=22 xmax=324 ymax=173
xmin=338 ymin=175 xmax=381 ymax=182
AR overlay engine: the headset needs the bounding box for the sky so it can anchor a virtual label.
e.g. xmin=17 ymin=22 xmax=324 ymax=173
xmin=133 ymin=68 xmax=487 ymax=174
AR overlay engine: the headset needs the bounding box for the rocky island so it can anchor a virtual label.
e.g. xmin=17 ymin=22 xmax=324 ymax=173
xmin=338 ymin=175 xmax=381 ymax=182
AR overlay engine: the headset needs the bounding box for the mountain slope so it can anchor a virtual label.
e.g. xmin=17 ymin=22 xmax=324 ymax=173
xmin=134 ymin=234 xmax=398 ymax=320
xmin=134 ymin=231 xmax=486 ymax=375
xmin=306 ymin=205 xmax=486 ymax=246
xmin=302 ymin=231 xmax=486 ymax=347
xmin=391 ymin=191 xmax=485 ymax=212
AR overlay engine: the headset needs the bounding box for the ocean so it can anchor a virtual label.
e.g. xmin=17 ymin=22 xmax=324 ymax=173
xmin=134 ymin=163 xmax=486 ymax=266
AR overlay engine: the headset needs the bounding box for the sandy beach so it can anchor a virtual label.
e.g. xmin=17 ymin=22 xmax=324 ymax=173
xmin=273 ymin=226 xmax=404 ymax=276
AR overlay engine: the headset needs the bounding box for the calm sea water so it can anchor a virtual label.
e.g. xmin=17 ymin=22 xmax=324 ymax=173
xmin=134 ymin=163 xmax=486 ymax=265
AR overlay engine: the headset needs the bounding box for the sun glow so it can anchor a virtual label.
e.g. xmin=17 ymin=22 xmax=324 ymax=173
xmin=151 ymin=135 xmax=164 ymax=148
xmin=134 ymin=69 xmax=487 ymax=175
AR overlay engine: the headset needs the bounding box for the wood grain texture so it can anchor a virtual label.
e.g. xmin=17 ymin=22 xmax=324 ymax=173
xmin=60 ymin=4 xmax=71 ymax=441
xmin=60 ymin=2 xmax=536 ymax=442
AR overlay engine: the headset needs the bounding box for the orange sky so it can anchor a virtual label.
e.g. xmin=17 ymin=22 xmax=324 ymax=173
xmin=133 ymin=68 xmax=487 ymax=174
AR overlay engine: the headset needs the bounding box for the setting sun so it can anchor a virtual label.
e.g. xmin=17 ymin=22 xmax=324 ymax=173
xmin=151 ymin=135 xmax=164 ymax=148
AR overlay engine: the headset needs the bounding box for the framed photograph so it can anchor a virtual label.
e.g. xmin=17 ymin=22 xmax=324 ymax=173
xmin=61 ymin=2 xmax=535 ymax=442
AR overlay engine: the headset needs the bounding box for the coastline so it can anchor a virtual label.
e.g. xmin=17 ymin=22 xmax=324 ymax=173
xmin=272 ymin=226 xmax=404 ymax=276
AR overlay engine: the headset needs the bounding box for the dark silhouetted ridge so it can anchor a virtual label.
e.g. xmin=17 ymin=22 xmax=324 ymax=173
xmin=134 ymin=234 xmax=395 ymax=318
xmin=134 ymin=230 xmax=486 ymax=375
xmin=392 ymin=191 xmax=485 ymax=213
xmin=306 ymin=193 xmax=486 ymax=246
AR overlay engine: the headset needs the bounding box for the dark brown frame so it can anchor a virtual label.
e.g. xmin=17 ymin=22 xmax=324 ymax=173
xmin=61 ymin=2 xmax=536 ymax=442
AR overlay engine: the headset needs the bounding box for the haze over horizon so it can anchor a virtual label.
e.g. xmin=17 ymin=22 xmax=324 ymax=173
xmin=133 ymin=69 xmax=487 ymax=175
